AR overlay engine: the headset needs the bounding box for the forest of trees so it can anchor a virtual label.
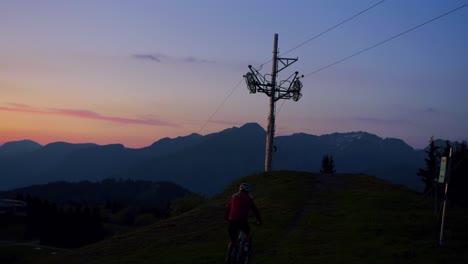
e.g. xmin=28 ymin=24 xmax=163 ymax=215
xmin=2 ymin=179 xmax=191 ymax=209
xmin=0 ymin=179 xmax=197 ymax=248
xmin=19 ymin=195 xmax=105 ymax=247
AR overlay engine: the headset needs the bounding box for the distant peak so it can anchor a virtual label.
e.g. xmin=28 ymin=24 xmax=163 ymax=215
xmin=349 ymin=131 xmax=372 ymax=139
xmin=43 ymin=142 xmax=97 ymax=149
xmin=45 ymin=141 xmax=94 ymax=147
xmin=240 ymin=122 xmax=265 ymax=132
xmin=45 ymin=141 xmax=70 ymax=146
xmin=103 ymin=143 xmax=125 ymax=149
xmin=0 ymin=140 xmax=43 ymax=155
xmin=2 ymin=139 xmax=42 ymax=147
xmin=184 ymin=133 xmax=202 ymax=138
xmin=332 ymin=131 xmax=380 ymax=139
xmin=291 ymin=132 xmax=317 ymax=137
xmin=151 ymin=133 xmax=203 ymax=147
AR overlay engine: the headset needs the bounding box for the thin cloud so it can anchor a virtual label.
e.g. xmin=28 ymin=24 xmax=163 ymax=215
xmin=133 ymin=53 xmax=215 ymax=64
xmin=6 ymin=102 xmax=34 ymax=108
xmin=0 ymin=103 xmax=176 ymax=127
xmin=425 ymin=107 xmax=437 ymax=113
xmin=183 ymin=56 xmax=215 ymax=64
xmin=133 ymin=54 xmax=165 ymax=62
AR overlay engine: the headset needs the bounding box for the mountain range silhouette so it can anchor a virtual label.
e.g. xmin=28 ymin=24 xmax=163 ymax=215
xmin=0 ymin=123 xmax=426 ymax=195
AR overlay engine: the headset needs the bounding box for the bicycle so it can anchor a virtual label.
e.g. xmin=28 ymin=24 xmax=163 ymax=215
xmin=226 ymin=222 xmax=259 ymax=264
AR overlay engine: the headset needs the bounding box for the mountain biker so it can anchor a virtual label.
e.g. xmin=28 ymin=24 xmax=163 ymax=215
xmin=224 ymin=183 xmax=262 ymax=263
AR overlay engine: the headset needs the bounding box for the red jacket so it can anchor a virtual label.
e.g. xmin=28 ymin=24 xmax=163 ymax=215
xmin=224 ymin=192 xmax=262 ymax=222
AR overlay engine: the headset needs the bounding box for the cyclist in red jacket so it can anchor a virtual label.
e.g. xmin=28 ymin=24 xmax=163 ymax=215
xmin=224 ymin=183 xmax=262 ymax=262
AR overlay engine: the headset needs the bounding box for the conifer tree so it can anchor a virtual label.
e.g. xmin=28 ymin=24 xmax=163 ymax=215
xmin=320 ymin=155 xmax=336 ymax=174
xmin=417 ymin=136 xmax=440 ymax=194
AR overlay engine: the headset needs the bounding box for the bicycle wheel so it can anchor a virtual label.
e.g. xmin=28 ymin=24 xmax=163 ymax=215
xmin=242 ymin=239 xmax=251 ymax=264
xmin=237 ymin=232 xmax=249 ymax=264
xmin=227 ymin=242 xmax=238 ymax=264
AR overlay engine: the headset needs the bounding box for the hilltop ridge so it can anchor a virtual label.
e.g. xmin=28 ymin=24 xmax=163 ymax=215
xmin=32 ymin=171 xmax=468 ymax=264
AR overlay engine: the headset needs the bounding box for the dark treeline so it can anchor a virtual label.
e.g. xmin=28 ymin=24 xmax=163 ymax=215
xmin=18 ymin=195 xmax=105 ymax=248
xmin=2 ymin=178 xmax=191 ymax=210
xmin=2 ymin=179 xmax=194 ymax=248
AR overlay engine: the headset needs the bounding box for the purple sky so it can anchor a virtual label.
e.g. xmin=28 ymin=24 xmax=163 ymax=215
xmin=0 ymin=0 xmax=467 ymax=148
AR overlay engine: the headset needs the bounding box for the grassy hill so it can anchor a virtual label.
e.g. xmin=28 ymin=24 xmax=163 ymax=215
xmin=8 ymin=171 xmax=468 ymax=263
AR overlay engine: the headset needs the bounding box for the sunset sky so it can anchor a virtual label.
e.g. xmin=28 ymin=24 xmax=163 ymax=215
xmin=1 ymin=0 xmax=467 ymax=149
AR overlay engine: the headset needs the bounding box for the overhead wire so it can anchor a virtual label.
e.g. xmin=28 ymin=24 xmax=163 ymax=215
xmin=281 ymin=0 xmax=386 ymax=57
xmin=198 ymin=78 xmax=243 ymax=133
xmin=303 ymin=3 xmax=468 ymax=78
xmin=199 ymin=3 xmax=468 ymax=131
xmin=259 ymin=0 xmax=387 ymax=67
xmin=279 ymin=3 xmax=467 ymax=117
xmin=276 ymin=100 xmax=287 ymax=116
xmin=271 ymin=1 xmax=387 ymax=117
xmin=201 ymin=1 xmax=388 ymax=131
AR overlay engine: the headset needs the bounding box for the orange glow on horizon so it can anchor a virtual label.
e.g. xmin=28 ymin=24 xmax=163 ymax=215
xmin=0 ymin=107 xmax=193 ymax=148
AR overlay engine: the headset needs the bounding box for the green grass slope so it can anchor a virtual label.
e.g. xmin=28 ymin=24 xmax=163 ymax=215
xmin=34 ymin=171 xmax=468 ymax=263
